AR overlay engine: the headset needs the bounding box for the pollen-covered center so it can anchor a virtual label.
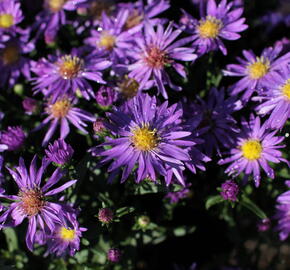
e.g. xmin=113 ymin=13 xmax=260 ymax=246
xmin=118 ymin=76 xmax=139 ymax=99
xmin=98 ymin=32 xmax=116 ymax=51
xmin=282 ymin=79 xmax=290 ymax=100
xmin=59 ymin=227 xmax=76 ymax=241
xmin=58 ymin=55 xmax=84 ymax=80
xmin=1 ymin=44 xmax=20 ymax=66
xmin=145 ymin=47 xmax=169 ymax=69
xmin=241 ymin=139 xmax=263 ymax=160
xmin=19 ymin=188 xmax=45 ymax=216
xmin=131 ymin=125 xmax=158 ymax=151
xmin=197 ymin=16 xmax=222 ymax=39
xmin=0 ymin=14 xmax=14 ymax=28
xmin=248 ymin=57 xmax=270 ymax=79
xmin=50 ymin=99 xmax=71 ymax=118
xmin=47 ymin=0 xmax=67 ymax=12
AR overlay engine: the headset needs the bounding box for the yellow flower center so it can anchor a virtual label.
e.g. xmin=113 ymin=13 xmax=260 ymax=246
xmin=58 ymin=55 xmax=84 ymax=80
xmin=241 ymin=139 xmax=263 ymax=160
xmin=50 ymin=99 xmax=71 ymax=119
xmin=98 ymin=32 xmax=116 ymax=51
xmin=118 ymin=76 xmax=139 ymax=99
xmin=248 ymin=57 xmax=270 ymax=79
xmin=131 ymin=125 xmax=158 ymax=151
xmin=282 ymin=79 xmax=290 ymax=100
xmin=1 ymin=44 xmax=19 ymax=66
xmin=19 ymin=188 xmax=45 ymax=216
xmin=59 ymin=227 xmax=76 ymax=241
xmin=47 ymin=0 xmax=67 ymax=12
xmin=197 ymin=16 xmax=222 ymax=39
xmin=0 ymin=14 xmax=14 ymax=28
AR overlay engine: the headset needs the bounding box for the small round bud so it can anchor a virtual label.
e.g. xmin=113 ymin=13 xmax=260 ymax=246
xmin=96 ymin=86 xmax=116 ymax=108
xmin=137 ymin=215 xmax=150 ymax=228
xmin=257 ymin=218 xmax=271 ymax=232
xmin=107 ymin=248 xmax=121 ymax=263
xmin=220 ymin=180 xmax=239 ymax=202
xmin=93 ymin=118 xmax=106 ymax=134
xmin=98 ymin=208 xmax=114 ymax=224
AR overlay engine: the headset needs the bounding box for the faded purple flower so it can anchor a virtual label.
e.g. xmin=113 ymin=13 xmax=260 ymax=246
xmin=220 ymin=180 xmax=239 ymax=201
xmin=98 ymin=207 xmax=114 ymax=224
xmin=107 ymin=248 xmax=121 ymax=263
xmin=22 ymin=97 xmax=38 ymax=114
xmin=96 ymin=86 xmax=116 ymax=107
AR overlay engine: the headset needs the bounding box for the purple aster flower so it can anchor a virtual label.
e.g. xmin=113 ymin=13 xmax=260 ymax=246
xmin=0 ymin=34 xmax=34 ymax=88
xmin=45 ymin=139 xmax=74 ymax=166
xmin=0 ymin=156 xmax=77 ymax=251
xmin=107 ymin=248 xmax=122 ymax=263
xmin=96 ymin=86 xmax=117 ymax=107
xmin=31 ymin=48 xmax=111 ymax=101
xmin=98 ymin=207 xmax=114 ymax=224
xmin=0 ymin=126 xmax=25 ymax=151
xmin=22 ymin=97 xmax=38 ymax=114
xmin=223 ymin=44 xmax=290 ymax=101
xmin=183 ymin=0 xmax=248 ymax=55
xmin=92 ymin=94 xmax=195 ymax=185
xmin=34 ymin=96 xmax=96 ymax=146
xmin=184 ymin=88 xmax=242 ymax=156
xmin=85 ymin=10 xmax=135 ymax=64
xmin=165 ymin=184 xmax=191 ymax=204
xmin=0 ymin=155 xmax=4 ymax=185
xmin=257 ymin=218 xmax=271 ymax=232
xmin=128 ymin=22 xmax=197 ymax=99
xmin=46 ymin=209 xmax=86 ymax=256
xmin=254 ymin=65 xmax=290 ymax=129
xmin=220 ymin=180 xmax=239 ymax=201
xmin=218 ymin=115 xmax=288 ymax=187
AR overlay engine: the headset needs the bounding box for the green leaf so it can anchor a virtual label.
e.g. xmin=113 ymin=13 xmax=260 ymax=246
xmin=240 ymin=195 xmax=267 ymax=219
xmin=116 ymin=206 xmax=135 ymax=218
xmin=3 ymin=228 xmax=18 ymax=252
xmin=205 ymin=195 xmax=224 ymax=210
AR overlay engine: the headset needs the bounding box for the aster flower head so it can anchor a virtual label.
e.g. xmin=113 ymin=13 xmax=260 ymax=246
xmin=128 ymin=22 xmax=197 ymax=99
xmin=22 ymin=97 xmax=39 ymax=114
xmin=96 ymin=86 xmax=117 ymax=107
xmin=0 ymin=126 xmax=25 ymax=151
xmin=107 ymin=248 xmax=122 ymax=263
xmin=218 ymin=115 xmax=288 ymax=187
xmin=0 ymin=156 xmax=77 ymax=250
xmin=98 ymin=207 xmax=114 ymax=224
xmin=254 ymin=65 xmax=290 ymax=129
xmin=93 ymin=117 xmax=106 ymax=134
xmin=34 ymin=96 xmax=96 ymax=146
xmin=45 ymin=139 xmax=74 ymax=166
xmin=93 ymin=94 xmax=195 ymax=185
xmin=223 ymin=44 xmax=290 ymax=101
xmin=220 ymin=180 xmax=239 ymax=201
xmin=186 ymin=0 xmax=248 ymax=55
xmin=31 ymin=48 xmax=111 ymax=101
xmin=46 ymin=209 xmax=86 ymax=256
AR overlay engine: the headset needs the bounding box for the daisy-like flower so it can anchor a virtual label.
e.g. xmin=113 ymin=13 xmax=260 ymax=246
xmin=0 ymin=35 xmax=34 ymax=88
xmin=185 ymin=0 xmax=248 ymax=55
xmin=128 ymin=22 xmax=197 ymax=99
xmin=254 ymin=65 xmax=290 ymax=129
xmin=223 ymin=44 xmax=290 ymax=101
xmin=218 ymin=115 xmax=288 ymax=187
xmin=31 ymin=48 xmax=111 ymax=101
xmin=0 ymin=0 xmax=23 ymax=35
xmin=46 ymin=209 xmax=86 ymax=256
xmin=0 ymin=156 xmax=77 ymax=251
xmin=34 ymin=96 xmax=96 ymax=146
xmin=92 ymin=94 xmax=195 ymax=185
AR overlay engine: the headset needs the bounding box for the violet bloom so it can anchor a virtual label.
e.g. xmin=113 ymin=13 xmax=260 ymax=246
xmin=0 ymin=126 xmax=25 ymax=151
xmin=46 ymin=210 xmax=86 ymax=256
xmin=92 ymin=94 xmax=194 ymax=185
xmin=31 ymin=49 xmax=111 ymax=101
xmin=0 ymin=155 xmax=4 ymax=185
xmin=184 ymin=0 xmax=248 ymax=55
xmin=0 ymin=156 xmax=77 ymax=251
xmin=96 ymin=86 xmax=116 ymax=107
xmin=128 ymin=22 xmax=197 ymax=99
xmin=45 ymin=139 xmax=74 ymax=166
xmin=220 ymin=180 xmax=239 ymax=201
xmin=22 ymin=97 xmax=38 ymax=114
xmin=223 ymin=44 xmax=290 ymax=101
xmin=254 ymin=65 xmax=290 ymax=129
xmin=165 ymin=184 xmax=191 ymax=204
xmin=34 ymin=96 xmax=96 ymax=146
xmin=257 ymin=218 xmax=271 ymax=232
xmin=218 ymin=115 xmax=287 ymax=187
xmin=98 ymin=207 xmax=114 ymax=224
xmin=107 ymin=248 xmax=121 ymax=263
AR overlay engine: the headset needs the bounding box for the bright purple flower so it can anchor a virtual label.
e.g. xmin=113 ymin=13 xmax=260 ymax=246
xmin=45 ymin=139 xmax=74 ymax=166
xmin=92 ymin=94 xmax=195 ymax=185
xmin=184 ymin=0 xmax=248 ymax=55
xmin=218 ymin=115 xmax=288 ymax=187
xmin=0 ymin=126 xmax=25 ymax=151
xmin=254 ymin=65 xmax=290 ymax=129
xmin=98 ymin=207 xmax=114 ymax=224
xmin=96 ymin=86 xmax=116 ymax=107
xmin=257 ymin=218 xmax=271 ymax=232
xmin=165 ymin=184 xmax=191 ymax=204
xmin=31 ymin=49 xmax=111 ymax=101
xmin=22 ymin=97 xmax=38 ymax=114
xmin=107 ymin=248 xmax=121 ymax=263
xmin=220 ymin=180 xmax=239 ymax=201
xmin=34 ymin=96 xmax=96 ymax=146
xmin=46 ymin=209 xmax=86 ymax=256
xmin=223 ymin=44 xmax=290 ymax=101
xmin=128 ymin=22 xmax=197 ymax=99
xmin=0 ymin=156 xmax=77 ymax=251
